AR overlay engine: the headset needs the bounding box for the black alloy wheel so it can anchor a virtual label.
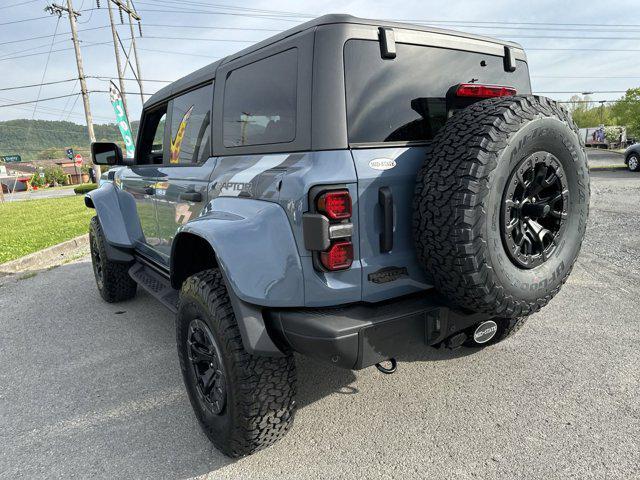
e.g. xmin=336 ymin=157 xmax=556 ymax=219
xmin=501 ymin=151 xmax=569 ymax=269
xmin=187 ymin=318 xmax=227 ymax=415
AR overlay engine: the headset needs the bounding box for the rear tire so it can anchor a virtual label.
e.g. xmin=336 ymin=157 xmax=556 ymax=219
xmin=414 ymin=95 xmax=589 ymax=318
xmin=627 ymin=154 xmax=640 ymax=172
xmin=89 ymin=216 xmax=137 ymax=303
xmin=176 ymin=269 xmax=296 ymax=458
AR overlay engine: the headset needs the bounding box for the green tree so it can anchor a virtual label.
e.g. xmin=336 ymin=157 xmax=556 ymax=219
xmin=611 ymin=88 xmax=640 ymax=139
xmin=566 ymin=95 xmax=612 ymax=128
xmin=30 ymin=172 xmax=45 ymax=187
xmin=44 ymin=165 xmax=67 ymax=185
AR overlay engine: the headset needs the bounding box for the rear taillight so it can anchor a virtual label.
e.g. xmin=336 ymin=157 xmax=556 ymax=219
xmin=317 ymin=190 xmax=352 ymax=220
xmin=456 ymin=84 xmax=516 ymax=98
xmin=304 ymin=188 xmax=354 ymax=272
xmin=320 ymin=241 xmax=353 ymax=271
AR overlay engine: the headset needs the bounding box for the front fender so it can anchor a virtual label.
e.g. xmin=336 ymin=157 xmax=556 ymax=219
xmin=175 ymin=197 xmax=305 ymax=307
xmin=85 ymin=182 xmax=142 ymax=262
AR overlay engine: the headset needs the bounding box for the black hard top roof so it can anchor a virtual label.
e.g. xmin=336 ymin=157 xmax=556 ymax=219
xmin=146 ymin=14 xmax=524 ymax=108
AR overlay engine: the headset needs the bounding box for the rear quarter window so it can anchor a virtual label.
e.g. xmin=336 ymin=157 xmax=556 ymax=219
xmin=223 ymin=48 xmax=298 ymax=147
xmin=344 ymin=40 xmax=531 ymax=145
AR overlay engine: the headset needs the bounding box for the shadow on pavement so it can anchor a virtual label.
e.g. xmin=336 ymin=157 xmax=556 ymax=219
xmin=2 ymin=259 xmax=484 ymax=478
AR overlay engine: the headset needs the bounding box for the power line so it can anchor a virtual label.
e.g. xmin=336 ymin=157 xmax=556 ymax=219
xmin=90 ymin=75 xmax=170 ymax=82
xmin=135 ymin=8 xmax=304 ymax=22
xmin=144 ymin=23 xmax=281 ymax=32
xmin=0 ymin=25 xmax=111 ymax=46
xmin=0 ymin=96 xmax=114 ymax=121
xmin=500 ymin=35 xmax=640 ymax=40
xmin=528 ymin=48 xmax=640 ymax=52
xmin=0 ymin=40 xmax=122 ymax=62
xmin=0 ymin=16 xmax=51 ymax=26
xmin=0 ymin=78 xmax=78 ymax=91
xmin=135 ymin=0 xmax=304 ymax=18
xmin=134 ymin=2 xmax=640 ymax=29
xmin=0 ymin=0 xmax=40 ymax=9
xmin=557 ymin=99 xmax=640 ymax=104
xmin=141 ymin=35 xmax=254 ymax=43
xmin=0 ymin=93 xmax=82 ymax=108
xmin=25 ymin=16 xmax=62 ymax=147
xmin=532 ymin=75 xmax=640 ymax=79
xmin=536 ymin=90 xmax=629 ymax=94
xmin=136 ymin=47 xmax=219 ymax=58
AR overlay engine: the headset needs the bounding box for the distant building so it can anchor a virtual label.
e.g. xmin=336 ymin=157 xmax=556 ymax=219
xmin=2 ymin=158 xmax=89 ymax=185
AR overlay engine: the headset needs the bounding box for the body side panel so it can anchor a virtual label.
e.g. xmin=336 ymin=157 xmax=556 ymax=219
xmin=175 ymin=197 xmax=304 ymax=307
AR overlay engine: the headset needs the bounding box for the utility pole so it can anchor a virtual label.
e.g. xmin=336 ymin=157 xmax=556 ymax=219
xmin=106 ymin=0 xmax=130 ymax=122
xmin=46 ymin=2 xmax=100 ymax=183
xmin=103 ymin=1 xmax=144 ymax=110
xmin=126 ymin=0 xmax=145 ymax=104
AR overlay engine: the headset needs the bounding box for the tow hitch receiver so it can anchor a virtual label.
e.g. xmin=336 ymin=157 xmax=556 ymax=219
xmin=375 ymin=358 xmax=397 ymax=374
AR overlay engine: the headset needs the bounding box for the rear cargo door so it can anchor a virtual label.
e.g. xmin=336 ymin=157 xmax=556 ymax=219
xmin=351 ymin=148 xmax=431 ymax=302
xmin=344 ymin=37 xmax=531 ymax=302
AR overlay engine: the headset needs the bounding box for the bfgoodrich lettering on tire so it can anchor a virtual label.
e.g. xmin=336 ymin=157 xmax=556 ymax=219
xmin=413 ymin=95 xmax=589 ymax=318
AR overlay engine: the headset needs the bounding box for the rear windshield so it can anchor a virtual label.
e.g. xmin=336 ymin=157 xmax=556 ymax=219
xmin=344 ymin=40 xmax=531 ymax=145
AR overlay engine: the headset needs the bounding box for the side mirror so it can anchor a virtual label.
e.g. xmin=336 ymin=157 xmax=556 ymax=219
xmin=92 ymin=142 xmax=123 ymax=165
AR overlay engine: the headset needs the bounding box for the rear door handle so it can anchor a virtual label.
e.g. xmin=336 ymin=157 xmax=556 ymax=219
xmin=379 ymin=186 xmax=393 ymax=253
xmin=179 ymin=191 xmax=202 ymax=202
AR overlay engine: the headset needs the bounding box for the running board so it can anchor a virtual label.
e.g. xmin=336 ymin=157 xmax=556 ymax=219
xmin=129 ymin=262 xmax=179 ymax=313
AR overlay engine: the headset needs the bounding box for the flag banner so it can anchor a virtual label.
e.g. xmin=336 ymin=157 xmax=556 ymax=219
xmin=109 ymin=81 xmax=135 ymax=158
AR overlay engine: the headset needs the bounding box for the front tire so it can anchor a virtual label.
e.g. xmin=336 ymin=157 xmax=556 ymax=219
xmin=628 ymin=154 xmax=640 ymax=172
xmin=89 ymin=216 xmax=137 ymax=303
xmin=176 ymin=269 xmax=296 ymax=458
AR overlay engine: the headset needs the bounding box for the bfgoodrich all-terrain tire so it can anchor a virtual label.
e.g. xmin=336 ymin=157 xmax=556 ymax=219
xmin=89 ymin=216 xmax=137 ymax=303
xmin=414 ymin=95 xmax=590 ymax=318
xmin=176 ymin=269 xmax=296 ymax=458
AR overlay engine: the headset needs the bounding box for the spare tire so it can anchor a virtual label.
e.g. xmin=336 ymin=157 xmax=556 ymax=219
xmin=413 ymin=95 xmax=589 ymax=318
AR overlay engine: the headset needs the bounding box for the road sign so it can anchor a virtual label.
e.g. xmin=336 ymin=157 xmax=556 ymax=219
xmin=66 ymin=148 xmax=74 ymax=160
xmin=1 ymin=155 xmax=22 ymax=163
xmin=74 ymin=154 xmax=83 ymax=167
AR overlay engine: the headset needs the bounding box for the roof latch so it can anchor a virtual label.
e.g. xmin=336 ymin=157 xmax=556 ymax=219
xmin=379 ymin=27 xmax=396 ymax=59
xmin=503 ymin=46 xmax=516 ymax=72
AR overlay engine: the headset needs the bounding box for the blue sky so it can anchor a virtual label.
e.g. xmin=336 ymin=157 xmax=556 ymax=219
xmin=1 ymin=0 xmax=638 ymax=125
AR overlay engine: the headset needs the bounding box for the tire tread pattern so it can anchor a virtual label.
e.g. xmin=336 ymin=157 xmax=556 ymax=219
xmin=413 ymin=95 xmax=588 ymax=318
xmin=177 ymin=269 xmax=296 ymax=458
xmin=89 ymin=216 xmax=137 ymax=303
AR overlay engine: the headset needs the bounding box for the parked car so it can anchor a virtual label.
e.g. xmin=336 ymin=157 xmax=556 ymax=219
xmin=85 ymin=14 xmax=589 ymax=457
xmin=624 ymin=143 xmax=640 ymax=172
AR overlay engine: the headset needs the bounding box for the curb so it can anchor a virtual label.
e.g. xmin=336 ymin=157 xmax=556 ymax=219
xmin=589 ymin=164 xmax=627 ymax=172
xmin=0 ymin=234 xmax=89 ymax=275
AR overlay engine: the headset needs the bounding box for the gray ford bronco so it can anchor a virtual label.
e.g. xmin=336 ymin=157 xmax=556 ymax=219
xmin=86 ymin=14 xmax=589 ymax=457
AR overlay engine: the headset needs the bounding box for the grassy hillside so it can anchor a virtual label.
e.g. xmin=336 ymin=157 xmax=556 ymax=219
xmin=0 ymin=119 xmax=139 ymax=162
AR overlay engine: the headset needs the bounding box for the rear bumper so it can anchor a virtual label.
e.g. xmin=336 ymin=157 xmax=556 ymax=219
xmin=265 ymin=291 xmax=491 ymax=370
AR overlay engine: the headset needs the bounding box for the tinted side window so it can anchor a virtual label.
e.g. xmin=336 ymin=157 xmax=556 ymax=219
xmin=137 ymin=106 xmax=167 ymax=165
xmin=223 ymin=49 xmax=297 ymax=147
xmin=344 ymin=40 xmax=531 ymax=144
xmin=167 ymin=84 xmax=212 ymax=165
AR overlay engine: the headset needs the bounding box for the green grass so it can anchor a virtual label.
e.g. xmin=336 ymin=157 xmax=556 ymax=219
xmin=0 ymin=196 xmax=93 ymax=264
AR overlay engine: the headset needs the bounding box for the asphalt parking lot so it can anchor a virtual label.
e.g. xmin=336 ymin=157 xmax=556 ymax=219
xmin=1 ymin=169 xmax=639 ymax=480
